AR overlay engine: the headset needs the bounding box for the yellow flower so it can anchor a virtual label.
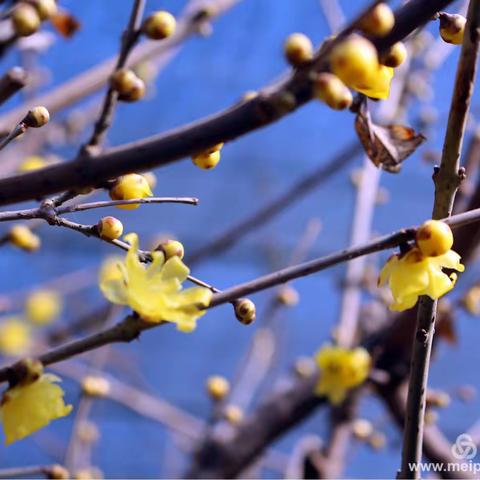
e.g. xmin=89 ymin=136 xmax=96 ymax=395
xmin=99 ymin=233 xmax=212 ymax=332
xmin=352 ymin=65 xmax=394 ymax=100
xmin=378 ymin=247 xmax=464 ymax=312
xmin=314 ymin=345 xmax=371 ymax=405
xmin=0 ymin=318 xmax=31 ymax=356
xmin=0 ymin=373 xmax=72 ymax=445
xmin=25 ymin=289 xmax=62 ymax=326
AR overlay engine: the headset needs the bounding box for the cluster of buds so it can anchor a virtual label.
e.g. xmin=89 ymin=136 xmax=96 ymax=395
xmin=11 ymin=0 xmax=57 ymax=37
xmin=111 ymin=69 xmax=146 ymax=102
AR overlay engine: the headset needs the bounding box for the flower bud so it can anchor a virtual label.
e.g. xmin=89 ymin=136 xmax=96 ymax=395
xmin=206 ymin=375 xmax=230 ymax=401
xmin=416 ymin=220 xmax=453 ymax=257
xmin=313 ymin=73 xmax=353 ymax=110
xmin=439 ymin=13 xmax=466 ymax=45
xmin=24 ymin=106 xmax=50 ymax=128
xmin=25 ymin=289 xmax=62 ymax=325
xmin=358 ymin=3 xmax=395 ymax=37
xmin=223 ymin=404 xmax=243 ymax=425
xmin=9 ymin=225 xmax=41 ymax=252
xmin=380 ymin=42 xmax=407 ymax=68
xmin=118 ymin=76 xmax=145 ymax=102
xmin=142 ymin=11 xmax=176 ymax=40
xmin=284 ymin=33 xmax=313 ymax=66
xmin=275 ymin=285 xmax=299 ymax=306
xmin=330 ymin=34 xmax=378 ymax=87
xmin=109 ymin=173 xmax=153 ymax=210
xmin=30 ymin=0 xmax=57 ymax=20
xmin=192 ymin=150 xmax=221 ymax=170
xmin=12 ymin=3 xmax=41 ymax=37
xmin=81 ymin=376 xmax=110 ymax=397
xmin=156 ymin=239 xmax=184 ymax=260
xmin=111 ymin=69 xmax=138 ymax=94
xmin=97 ymin=216 xmax=124 ymax=241
xmin=233 ymin=298 xmax=256 ymax=325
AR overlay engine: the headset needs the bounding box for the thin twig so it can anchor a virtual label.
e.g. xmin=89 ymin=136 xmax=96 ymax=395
xmin=399 ymin=1 xmax=480 ymax=477
xmin=0 ymin=67 xmax=28 ymax=106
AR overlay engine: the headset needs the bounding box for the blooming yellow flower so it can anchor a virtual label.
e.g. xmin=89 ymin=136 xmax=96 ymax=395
xmin=25 ymin=289 xmax=62 ymax=326
xmin=0 ymin=318 xmax=31 ymax=356
xmin=378 ymin=247 xmax=464 ymax=312
xmin=99 ymin=233 xmax=212 ymax=332
xmin=0 ymin=373 xmax=72 ymax=445
xmin=314 ymin=345 xmax=371 ymax=405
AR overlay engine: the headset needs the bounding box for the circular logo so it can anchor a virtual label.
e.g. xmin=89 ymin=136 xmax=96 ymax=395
xmin=452 ymin=434 xmax=477 ymax=460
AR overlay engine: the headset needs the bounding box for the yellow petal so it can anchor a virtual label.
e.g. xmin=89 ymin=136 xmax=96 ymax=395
xmin=431 ymin=249 xmax=465 ymax=272
xmin=352 ymin=65 xmax=394 ymax=100
xmin=378 ymin=254 xmax=398 ymax=286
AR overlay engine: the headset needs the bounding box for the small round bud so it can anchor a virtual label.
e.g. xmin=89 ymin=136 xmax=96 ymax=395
xmin=380 ymin=42 xmax=407 ymax=68
xmin=109 ymin=173 xmax=153 ymax=210
xmin=352 ymin=418 xmax=374 ymax=440
xmin=81 ymin=375 xmax=110 ymax=397
xmin=142 ymin=11 xmax=176 ymax=40
xmin=192 ymin=150 xmax=221 ymax=170
xmin=439 ymin=13 xmax=466 ymax=45
xmin=9 ymin=225 xmax=41 ymax=251
xmin=24 ymin=106 xmax=50 ymax=128
xmin=97 ymin=216 xmax=124 ymax=241
xmin=284 ymin=33 xmax=313 ymax=67
xmin=111 ymin=69 xmax=138 ymax=95
xmin=358 ymin=3 xmax=395 ymax=37
xmin=25 ymin=289 xmax=62 ymax=325
xmin=233 ymin=298 xmax=256 ymax=325
xmin=293 ymin=356 xmax=316 ymax=378
xmin=416 ymin=220 xmax=453 ymax=257
xmin=206 ymin=375 xmax=230 ymax=401
xmin=313 ymin=73 xmax=353 ymax=110
xmin=156 ymin=239 xmax=184 ymax=260
xmin=46 ymin=465 xmax=69 ymax=480
xmin=330 ymin=34 xmax=379 ymax=87
xmin=29 ymin=0 xmax=57 ymax=20
xmin=18 ymin=155 xmax=47 ymax=173
xmin=223 ymin=404 xmax=243 ymax=425
xmin=276 ymin=285 xmax=299 ymax=306
xmin=11 ymin=3 xmax=41 ymax=37
xmin=118 ymin=76 xmax=145 ymax=102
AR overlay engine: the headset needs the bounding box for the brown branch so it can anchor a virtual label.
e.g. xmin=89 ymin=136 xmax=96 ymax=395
xmin=399 ymin=1 xmax=480 ymax=477
xmin=82 ymin=0 xmax=145 ymax=152
xmin=0 ymin=67 xmax=28 ymax=106
xmin=0 ymin=0 xmax=454 ymax=207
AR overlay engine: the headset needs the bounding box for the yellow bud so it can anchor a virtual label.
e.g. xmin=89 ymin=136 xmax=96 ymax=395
xmin=142 ymin=11 xmax=176 ymax=40
xmin=118 ymin=76 xmax=145 ymax=102
xmin=9 ymin=225 xmax=41 ymax=252
xmin=352 ymin=418 xmax=374 ymax=440
xmin=97 ymin=216 xmax=124 ymax=241
xmin=192 ymin=150 xmax=221 ymax=170
xmin=12 ymin=3 xmax=40 ymax=36
xmin=81 ymin=376 xmax=110 ymax=397
xmin=313 ymin=73 xmax=353 ymax=110
xmin=46 ymin=464 xmax=70 ymax=480
xmin=156 ymin=239 xmax=184 ymax=260
xmin=284 ymin=33 xmax=313 ymax=66
xmin=223 ymin=404 xmax=243 ymax=425
xmin=358 ymin=3 xmax=395 ymax=37
xmin=24 ymin=106 xmax=50 ymax=128
xmin=25 ymin=289 xmax=62 ymax=325
xmin=439 ymin=13 xmax=466 ymax=45
xmin=0 ymin=318 xmax=31 ymax=356
xmin=206 ymin=375 xmax=230 ymax=401
xmin=416 ymin=220 xmax=453 ymax=257
xmin=109 ymin=173 xmax=153 ymax=210
xmin=111 ymin=69 xmax=139 ymax=95
xmin=380 ymin=42 xmax=407 ymax=68
xmin=293 ymin=356 xmax=316 ymax=378
xmin=30 ymin=0 xmax=57 ymax=20
xmin=275 ymin=285 xmax=299 ymax=306
xmin=18 ymin=155 xmax=47 ymax=172
xmin=233 ymin=298 xmax=256 ymax=325
xmin=330 ymin=34 xmax=379 ymax=87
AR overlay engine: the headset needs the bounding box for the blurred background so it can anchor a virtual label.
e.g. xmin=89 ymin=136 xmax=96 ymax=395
xmin=0 ymin=0 xmax=479 ymax=477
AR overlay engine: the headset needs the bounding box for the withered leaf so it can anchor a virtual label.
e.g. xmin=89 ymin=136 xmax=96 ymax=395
xmin=354 ymin=108 xmax=426 ymax=173
xmin=50 ymin=12 xmax=81 ymax=38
